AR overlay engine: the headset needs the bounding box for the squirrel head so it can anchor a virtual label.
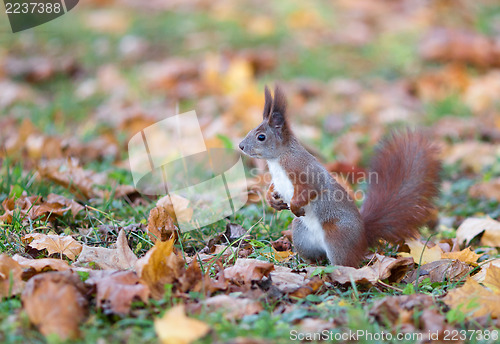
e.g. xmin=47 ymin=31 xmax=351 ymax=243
xmin=239 ymin=85 xmax=292 ymax=160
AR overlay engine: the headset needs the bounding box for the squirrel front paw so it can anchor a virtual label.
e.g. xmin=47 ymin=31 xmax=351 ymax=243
xmin=268 ymin=192 xmax=289 ymax=211
xmin=290 ymin=203 xmax=305 ymax=217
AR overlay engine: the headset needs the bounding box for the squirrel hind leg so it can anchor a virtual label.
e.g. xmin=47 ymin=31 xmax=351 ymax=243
xmin=291 ymin=218 xmax=327 ymax=263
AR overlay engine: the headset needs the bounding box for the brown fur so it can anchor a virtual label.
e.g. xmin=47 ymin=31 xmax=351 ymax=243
xmin=323 ymin=219 xmax=367 ymax=267
xmin=360 ymin=130 xmax=441 ymax=247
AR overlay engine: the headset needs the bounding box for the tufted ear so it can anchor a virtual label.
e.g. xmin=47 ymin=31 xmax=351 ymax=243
xmin=262 ymin=85 xmax=273 ymax=119
xmin=272 ymin=85 xmax=287 ymax=118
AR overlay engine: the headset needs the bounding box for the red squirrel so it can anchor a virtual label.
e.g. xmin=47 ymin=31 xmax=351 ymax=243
xmin=239 ymin=85 xmax=441 ymax=267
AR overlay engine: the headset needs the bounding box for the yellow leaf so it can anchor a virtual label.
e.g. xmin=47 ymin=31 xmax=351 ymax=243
xmin=155 ymin=305 xmax=210 ymax=344
xmin=444 ymin=266 xmax=500 ymax=318
xmin=442 ymin=247 xmax=483 ymax=264
xmin=135 ymin=238 xmax=183 ymax=299
xmin=399 ymin=240 xmax=443 ymax=265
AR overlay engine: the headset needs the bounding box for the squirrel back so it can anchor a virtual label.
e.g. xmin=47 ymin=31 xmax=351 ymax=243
xmin=361 ymin=130 xmax=441 ymax=247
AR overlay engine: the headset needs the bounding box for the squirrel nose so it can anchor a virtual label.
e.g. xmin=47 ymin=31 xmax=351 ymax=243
xmin=239 ymin=143 xmax=244 ymax=151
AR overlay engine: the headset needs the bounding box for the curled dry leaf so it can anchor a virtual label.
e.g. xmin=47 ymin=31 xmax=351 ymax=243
xmin=197 ymin=295 xmax=263 ymax=319
xmin=156 ymin=194 xmax=193 ymax=225
xmin=405 ymin=259 xmax=470 ymax=284
xmin=88 ymin=270 xmax=149 ymax=315
xmin=23 ymin=233 xmax=82 ymax=260
xmin=21 ymin=271 xmax=88 ymax=340
xmin=445 ymin=266 xmax=500 ymax=318
xmin=0 ymin=193 xmax=83 ymax=224
xmin=0 ymin=254 xmax=25 ymax=298
xmin=223 ymin=258 xmax=274 ymax=286
xmin=399 ymin=240 xmax=443 ymax=265
xmin=147 ymin=204 xmax=178 ymax=243
xmin=473 ymin=259 xmax=500 ymax=282
xmin=329 ymin=255 xmax=414 ymax=285
xmin=155 ymin=304 xmax=210 ymax=344
xmin=442 ymin=247 xmax=482 ymax=265
xmin=75 ymin=229 xmax=137 ymax=270
xmin=456 ymin=217 xmax=500 ymax=247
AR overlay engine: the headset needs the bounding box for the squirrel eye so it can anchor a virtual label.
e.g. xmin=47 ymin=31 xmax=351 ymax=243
xmin=257 ymin=134 xmax=266 ymax=141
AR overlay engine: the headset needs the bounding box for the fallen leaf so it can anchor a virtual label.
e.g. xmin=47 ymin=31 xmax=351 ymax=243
xmin=37 ymin=158 xmax=106 ymax=200
xmin=21 ymin=271 xmax=88 ymax=339
xmin=472 ymin=259 xmax=500 ymax=282
xmin=23 ymin=233 xmax=82 ymax=260
xmin=404 ymin=259 xmax=470 ymax=284
xmin=399 ymin=240 xmax=443 ymax=265
xmin=156 ymin=194 xmax=193 ymax=225
xmin=88 ymin=270 xmax=149 ymax=315
xmin=0 ymin=193 xmax=82 ymax=224
xmin=329 ymin=255 xmax=414 ymax=285
xmin=197 ymin=295 xmax=263 ymax=319
xmin=135 ymin=238 xmax=184 ymax=299
xmin=223 ymin=258 xmax=274 ymax=286
xmin=0 ymin=254 xmax=25 ymax=298
xmin=12 ymin=254 xmax=70 ymax=280
xmin=155 ymin=305 xmax=210 ymax=344
xmin=442 ymin=247 xmax=482 ymax=264
xmin=456 ymin=217 xmax=500 ymax=247
xmin=444 ymin=266 xmax=500 ymax=318
xmin=75 ymin=229 xmax=137 ymax=270
xmin=147 ymin=204 xmax=178 ymax=243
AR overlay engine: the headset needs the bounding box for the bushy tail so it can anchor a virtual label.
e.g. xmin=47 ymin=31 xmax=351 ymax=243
xmin=360 ymin=130 xmax=441 ymax=247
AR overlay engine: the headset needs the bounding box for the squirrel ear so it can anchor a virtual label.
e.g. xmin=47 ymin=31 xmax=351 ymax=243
xmin=269 ymin=111 xmax=285 ymax=129
xmin=272 ymin=85 xmax=287 ymax=117
xmin=263 ymin=86 xmax=273 ymax=119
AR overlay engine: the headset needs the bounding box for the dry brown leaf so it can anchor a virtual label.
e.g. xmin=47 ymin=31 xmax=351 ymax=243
xmin=198 ymin=295 xmax=263 ymax=319
xmin=75 ymin=229 xmax=137 ymax=270
xmin=23 ymin=233 xmax=82 ymax=260
xmin=21 ymin=271 xmax=88 ymax=340
xmin=135 ymin=238 xmax=184 ymax=299
xmin=155 ymin=304 xmax=210 ymax=344
xmin=442 ymin=247 xmax=482 ymax=264
xmin=445 ymin=266 xmax=500 ymax=318
xmin=399 ymin=240 xmax=443 ymax=265
xmin=0 ymin=193 xmax=83 ymax=224
xmin=147 ymin=204 xmax=178 ymax=243
xmin=330 ymin=255 xmax=414 ymax=285
xmin=89 ymin=270 xmax=149 ymax=315
xmin=13 ymin=254 xmax=70 ymax=274
xmin=0 ymin=254 xmax=25 ymax=298
xmin=263 ymin=247 xmax=294 ymax=262
xmin=37 ymin=158 xmax=106 ymax=200
xmin=223 ymin=258 xmax=274 ymax=285
xmin=456 ymin=217 xmax=500 ymax=247
xmin=405 ymin=259 xmax=470 ymax=284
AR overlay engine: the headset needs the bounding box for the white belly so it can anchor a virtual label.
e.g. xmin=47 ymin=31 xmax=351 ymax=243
xmin=300 ymin=205 xmax=328 ymax=251
xmin=267 ymin=159 xmax=294 ymax=204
